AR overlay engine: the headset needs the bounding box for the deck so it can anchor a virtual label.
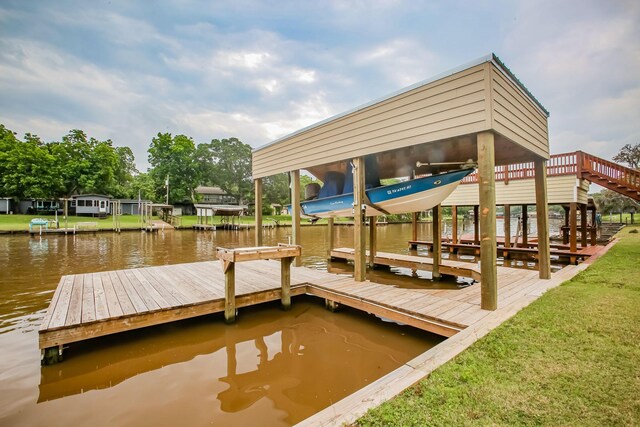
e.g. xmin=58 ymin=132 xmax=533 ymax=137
xmin=39 ymin=255 xmax=545 ymax=353
xmin=330 ymin=247 xmax=482 ymax=281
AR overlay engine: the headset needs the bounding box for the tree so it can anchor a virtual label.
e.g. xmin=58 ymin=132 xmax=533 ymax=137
xmin=263 ymin=173 xmax=290 ymax=206
xmin=148 ymin=133 xmax=200 ymax=204
xmin=613 ymin=143 xmax=640 ymax=169
xmin=592 ymin=189 xmax=639 ymax=215
xmin=198 ymin=137 xmax=252 ymax=204
xmin=0 ymin=125 xmax=59 ymax=199
xmin=113 ymin=146 xmax=137 ymax=198
xmin=129 ymin=172 xmax=156 ymax=201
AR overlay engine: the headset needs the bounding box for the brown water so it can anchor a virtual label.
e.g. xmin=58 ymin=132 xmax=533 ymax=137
xmin=0 ymin=224 xmax=452 ymax=427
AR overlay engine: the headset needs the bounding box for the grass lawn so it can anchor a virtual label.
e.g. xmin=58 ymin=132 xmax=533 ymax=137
xmin=357 ymin=226 xmax=640 ymax=426
xmin=0 ymin=214 xmax=149 ymax=230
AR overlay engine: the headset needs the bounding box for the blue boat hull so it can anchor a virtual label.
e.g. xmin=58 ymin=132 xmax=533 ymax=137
xmin=300 ymin=168 xmax=474 ymax=218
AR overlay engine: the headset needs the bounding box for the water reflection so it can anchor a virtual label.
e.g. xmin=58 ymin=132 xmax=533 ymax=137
xmin=3 ymin=222 xmax=560 ymax=426
xmin=37 ymin=297 xmax=438 ymax=425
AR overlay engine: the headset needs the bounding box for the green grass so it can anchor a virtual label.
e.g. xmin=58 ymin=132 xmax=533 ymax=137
xmin=357 ymin=226 xmax=640 ymax=426
xmin=0 ymin=214 xmax=149 ymax=230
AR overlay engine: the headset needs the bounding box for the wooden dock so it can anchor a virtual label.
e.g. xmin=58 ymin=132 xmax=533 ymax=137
xmin=331 ymin=247 xmax=482 ymax=281
xmin=408 ymin=240 xmax=593 ymax=264
xmin=39 ymin=252 xmax=551 ymax=363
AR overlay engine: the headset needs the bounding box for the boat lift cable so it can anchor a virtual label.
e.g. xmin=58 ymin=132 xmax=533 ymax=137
xmin=416 ymin=159 xmax=477 ymax=169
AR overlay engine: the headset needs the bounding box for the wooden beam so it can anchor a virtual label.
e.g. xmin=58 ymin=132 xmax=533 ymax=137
xmin=521 ymin=204 xmax=528 ymax=247
xmin=281 ymin=257 xmax=294 ymax=310
xmin=563 ymin=205 xmax=570 ymax=244
xmin=432 ymin=204 xmax=441 ymax=280
xmin=369 ymin=216 xmax=377 ymax=267
xmin=451 ymin=205 xmax=458 ymax=245
xmin=326 ymin=217 xmax=334 ymax=260
xmin=254 ymin=178 xmax=263 ymax=246
xmin=504 ymin=204 xmax=511 ymax=248
xmin=590 ymin=207 xmax=597 ymax=245
xmin=290 ymin=170 xmax=301 ymax=267
xmin=569 ymin=202 xmax=578 ymax=253
xmin=534 ymin=159 xmax=551 ymax=280
xmin=477 ymin=132 xmax=497 ymax=311
xmin=353 ymin=157 xmax=366 ymax=281
xmin=473 ymin=205 xmax=479 ymax=245
xmin=580 ymin=203 xmax=588 ymax=248
xmin=224 ymin=262 xmax=236 ymax=323
xmin=411 ymin=212 xmax=418 ymax=241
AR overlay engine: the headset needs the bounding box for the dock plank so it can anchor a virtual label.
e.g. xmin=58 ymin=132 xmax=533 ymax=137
xmin=80 ymin=274 xmax=96 ymax=324
xmin=92 ymin=273 xmax=110 ymax=321
xmin=108 ymin=271 xmax=136 ymax=316
xmin=65 ymin=274 xmax=84 ymax=326
xmin=115 ymin=270 xmax=148 ymax=313
xmin=45 ymin=275 xmax=74 ymax=330
xmin=101 ymin=272 xmax=124 ymax=318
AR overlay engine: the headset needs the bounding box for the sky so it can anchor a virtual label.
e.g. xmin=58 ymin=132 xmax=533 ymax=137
xmin=1 ymin=0 xmax=639 ymax=172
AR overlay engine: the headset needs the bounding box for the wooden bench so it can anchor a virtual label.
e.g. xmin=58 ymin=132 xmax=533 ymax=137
xmin=216 ymin=244 xmax=301 ymax=323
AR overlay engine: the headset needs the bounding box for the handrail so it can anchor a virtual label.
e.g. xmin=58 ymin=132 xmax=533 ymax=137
xmin=577 ymin=150 xmax=640 ymax=190
xmin=462 ymin=151 xmax=578 ymax=183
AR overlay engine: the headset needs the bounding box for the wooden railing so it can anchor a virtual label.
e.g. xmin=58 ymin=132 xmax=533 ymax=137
xmin=577 ymin=151 xmax=640 ymax=190
xmin=458 ymin=150 xmax=639 ymax=200
xmin=462 ymin=152 xmax=579 ymax=184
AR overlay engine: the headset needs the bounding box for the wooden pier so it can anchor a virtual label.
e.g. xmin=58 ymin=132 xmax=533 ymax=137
xmin=408 ymin=240 xmax=592 ymax=264
xmin=38 ymin=251 xmax=556 ymax=363
xmin=330 ymin=248 xmax=482 ymax=281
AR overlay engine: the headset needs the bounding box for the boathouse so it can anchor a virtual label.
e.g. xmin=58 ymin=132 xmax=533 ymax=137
xmin=252 ymin=53 xmax=552 ymax=310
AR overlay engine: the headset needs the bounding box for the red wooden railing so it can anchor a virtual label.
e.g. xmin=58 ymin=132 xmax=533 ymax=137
xmin=460 ymin=150 xmax=640 ymax=201
xmin=577 ymin=151 xmax=640 ymax=190
xmin=462 ymin=152 xmax=579 ymax=184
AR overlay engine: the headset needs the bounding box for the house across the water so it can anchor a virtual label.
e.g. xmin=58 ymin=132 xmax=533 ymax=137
xmin=112 ymin=199 xmax=152 ymax=215
xmin=196 ymin=186 xmax=238 ymax=205
xmin=0 ymin=197 xmax=13 ymax=214
xmin=71 ymin=194 xmax=111 ymax=217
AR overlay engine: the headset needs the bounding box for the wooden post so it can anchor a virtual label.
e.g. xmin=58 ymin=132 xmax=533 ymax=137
xmin=42 ymin=346 xmax=63 ymax=365
xmin=223 ymin=261 xmax=236 ymax=323
xmin=410 ymin=212 xmax=419 ymax=249
xmin=521 ymin=205 xmax=528 ymax=247
xmin=580 ymin=203 xmax=588 ymax=248
xmin=569 ymin=202 xmax=578 ymax=253
xmin=432 ymin=204 xmax=441 ymax=280
xmin=290 ymin=170 xmax=301 ymax=267
xmin=369 ymin=216 xmax=377 ymax=268
xmin=563 ymin=205 xmax=570 ymax=244
xmin=255 ymin=178 xmax=263 ymax=246
xmin=534 ymin=158 xmax=551 ymax=280
xmin=477 ymin=132 xmax=497 ymax=310
xmin=473 ymin=205 xmax=480 ymax=245
xmin=353 ymin=157 xmax=366 ymax=281
xmin=451 ymin=205 xmax=458 ymax=244
xmin=504 ymin=204 xmax=511 ymax=248
xmin=590 ymin=207 xmax=597 ymax=245
xmin=411 ymin=212 xmax=418 ymax=241
xmin=281 ymin=257 xmax=293 ymax=310
xmin=326 ymin=217 xmax=334 ymax=260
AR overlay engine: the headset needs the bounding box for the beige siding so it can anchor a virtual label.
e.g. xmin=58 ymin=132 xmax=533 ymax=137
xmin=490 ymin=64 xmax=549 ymax=159
xmin=443 ymin=176 xmax=586 ymax=206
xmin=253 ymin=64 xmax=491 ymax=178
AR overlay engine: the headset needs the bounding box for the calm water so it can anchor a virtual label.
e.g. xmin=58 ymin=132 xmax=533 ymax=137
xmin=0 ymin=224 xmax=450 ymax=427
xmin=0 ymin=219 xmax=560 ymax=426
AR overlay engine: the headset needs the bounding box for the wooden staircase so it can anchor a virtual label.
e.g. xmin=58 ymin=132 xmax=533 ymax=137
xmin=577 ymin=151 xmax=640 ymax=201
xmin=461 ymin=151 xmax=640 ymax=202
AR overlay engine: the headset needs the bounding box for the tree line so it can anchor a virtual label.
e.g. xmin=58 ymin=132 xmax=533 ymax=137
xmin=2 ymin=123 xmax=637 ymax=213
xmin=0 ymin=124 xmax=301 ymax=208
